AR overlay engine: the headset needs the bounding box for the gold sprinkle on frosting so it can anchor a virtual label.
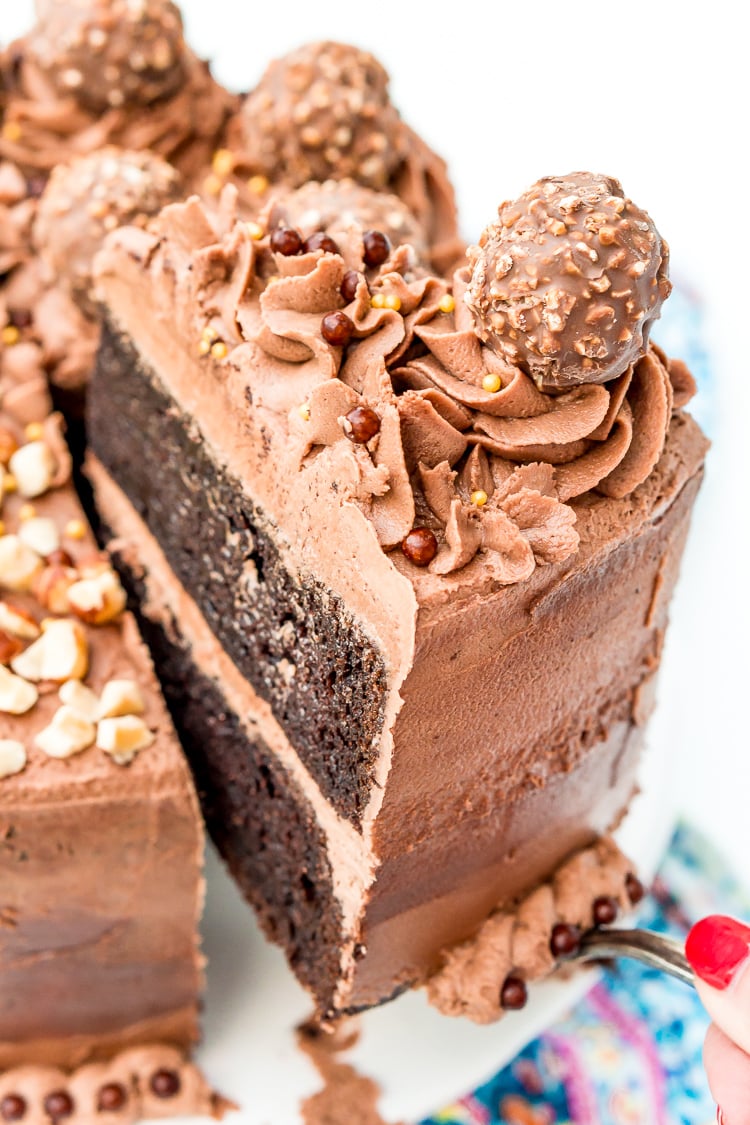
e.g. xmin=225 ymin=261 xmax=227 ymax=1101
xmin=371 ymin=293 xmax=386 ymax=309
xmin=1 ymin=326 xmax=20 ymax=347
xmin=383 ymin=294 xmax=402 ymax=311
xmin=482 ymin=373 xmax=503 ymax=394
xmin=247 ymin=174 xmax=270 ymax=195
xmin=24 ymin=423 xmax=45 ymax=442
xmin=470 ymin=490 xmax=489 ymax=508
xmin=210 ymin=341 xmax=228 ymax=360
xmin=64 ymin=519 xmax=86 ymax=540
xmin=438 ymin=294 xmax=455 ymax=314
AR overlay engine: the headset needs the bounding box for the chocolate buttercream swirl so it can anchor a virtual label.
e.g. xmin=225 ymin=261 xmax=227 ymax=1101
xmin=0 ymin=41 xmax=235 ymax=185
xmin=126 ymin=187 xmax=696 ymax=585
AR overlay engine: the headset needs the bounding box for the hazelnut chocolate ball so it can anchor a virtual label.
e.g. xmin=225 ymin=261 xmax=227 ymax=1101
xmin=33 ymin=146 xmax=182 ymax=317
xmin=265 ymin=179 xmax=427 ymax=260
xmin=240 ymin=42 xmax=409 ymax=190
xmin=25 ymin=0 xmax=187 ymax=113
xmin=465 ymin=173 xmax=671 ymax=390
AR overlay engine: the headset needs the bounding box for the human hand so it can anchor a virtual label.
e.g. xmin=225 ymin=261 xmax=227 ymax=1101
xmin=686 ymin=916 xmax=750 ymax=1125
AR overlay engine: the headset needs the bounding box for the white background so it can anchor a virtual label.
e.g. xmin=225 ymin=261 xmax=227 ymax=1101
xmin=3 ymin=2 xmax=749 ymax=1117
xmin=4 ymin=0 xmax=747 ymax=883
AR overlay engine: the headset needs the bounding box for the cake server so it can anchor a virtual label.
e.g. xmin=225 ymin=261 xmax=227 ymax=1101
xmin=574 ymin=926 xmax=694 ymax=986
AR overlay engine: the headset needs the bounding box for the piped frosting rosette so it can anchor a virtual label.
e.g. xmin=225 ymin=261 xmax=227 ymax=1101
xmin=135 ymin=174 xmax=696 ymax=586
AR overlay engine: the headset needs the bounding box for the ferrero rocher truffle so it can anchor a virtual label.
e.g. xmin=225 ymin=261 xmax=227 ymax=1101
xmin=465 ymin=172 xmax=671 ymax=390
xmin=264 ymin=179 xmax=427 ymax=259
xmin=239 ymin=41 xmax=409 ymax=191
xmin=24 ymin=0 xmax=188 ymax=113
xmin=33 ymin=146 xmax=182 ymax=316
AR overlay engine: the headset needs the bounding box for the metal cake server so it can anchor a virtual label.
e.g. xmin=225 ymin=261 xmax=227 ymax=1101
xmin=573 ymin=927 xmax=694 ymax=986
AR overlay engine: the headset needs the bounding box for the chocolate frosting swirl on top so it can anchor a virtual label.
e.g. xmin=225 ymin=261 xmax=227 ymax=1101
xmin=106 ymin=180 xmax=696 ymax=586
xmin=466 ymin=173 xmax=671 ymax=390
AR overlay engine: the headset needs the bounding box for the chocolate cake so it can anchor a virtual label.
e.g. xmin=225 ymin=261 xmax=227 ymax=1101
xmin=88 ymin=172 xmax=708 ymax=1019
xmin=0 ymin=276 xmax=217 ymax=1119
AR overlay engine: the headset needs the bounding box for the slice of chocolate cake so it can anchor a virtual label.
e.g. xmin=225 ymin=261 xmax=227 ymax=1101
xmin=88 ymin=173 xmax=708 ymax=1019
xmin=0 ymin=366 xmax=219 ymax=1117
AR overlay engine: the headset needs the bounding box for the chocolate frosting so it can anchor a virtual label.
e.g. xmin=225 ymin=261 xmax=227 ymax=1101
xmin=465 ymin=173 xmax=671 ymax=389
xmin=0 ymin=28 xmax=235 ymax=185
xmin=131 ymin=185 xmax=694 ymax=581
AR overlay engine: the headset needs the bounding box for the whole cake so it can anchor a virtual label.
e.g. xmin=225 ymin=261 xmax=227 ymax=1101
xmin=87 ymin=171 xmax=708 ymax=1019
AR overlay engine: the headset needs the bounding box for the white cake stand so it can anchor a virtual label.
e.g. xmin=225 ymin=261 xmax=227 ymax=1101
xmin=176 ymin=701 xmax=677 ymax=1125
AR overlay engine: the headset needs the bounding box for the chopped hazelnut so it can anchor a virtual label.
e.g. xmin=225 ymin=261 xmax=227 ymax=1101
xmin=0 ymin=665 xmax=39 ymax=715
xmin=33 ymin=564 xmax=79 ymax=615
xmin=98 ymin=679 xmax=145 ymax=719
xmin=0 ymin=602 xmax=40 ymax=641
xmin=0 ymin=739 xmax=27 ymax=779
xmin=11 ymin=619 xmax=88 ymax=683
xmin=59 ymin=679 xmax=101 ymax=722
xmin=97 ymin=715 xmax=155 ymax=764
xmin=19 ymin=517 xmax=61 ymax=558
xmin=8 ymin=441 xmax=56 ymax=499
xmin=35 ymin=705 xmax=96 ymax=759
xmin=67 ymin=569 xmax=127 ymax=625
xmin=0 ymin=535 xmax=45 ymax=593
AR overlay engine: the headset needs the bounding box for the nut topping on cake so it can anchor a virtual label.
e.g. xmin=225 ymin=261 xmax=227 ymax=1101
xmin=465 ymin=173 xmax=671 ymax=390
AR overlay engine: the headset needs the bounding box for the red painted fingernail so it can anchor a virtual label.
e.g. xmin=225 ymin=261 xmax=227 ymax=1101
xmin=686 ymin=915 xmax=750 ymax=990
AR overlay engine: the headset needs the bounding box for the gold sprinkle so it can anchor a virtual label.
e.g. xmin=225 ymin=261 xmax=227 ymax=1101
xmin=298 ymin=403 xmax=311 ymax=421
xmin=2 ymin=122 xmax=21 ymax=142
xmin=1 ymin=326 xmax=20 ymax=346
xmin=246 ymin=221 xmax=264 ymax=240
xmin=64 ymin=519 xmax=86 ymax=540
xmin=482 ymin=373 xmax=503 ymax=394
xmin=19 ymin=503 xmax=36 ymax=521
xmin=201 ymin=325 xmax=219 ymax=343
xmin=2 ymin=474 xmax=17 ymax=494
xmin=203 ymin=173 xmax=223 ymax=197
xmin=212 ymin=148 xmax=234 ymax=177
xmin=24 ymin=422 xmax=45 ymax=442
xmin=370 ymin=293 xmax=386 ymax=309
xmin=438 ymin=294 xmax=455 ymax=314
xmin=470 ymin=489 xmax=488 ymax=508
xmin=247 ymin=174 xmax=270 ymax=195
xmin=198 ymin=338 xmax=212 ymax=356
xmin=210 ymin=341 xmax=229 ymax=360
xmin=383 ymin=293 xmax=401 ymax=311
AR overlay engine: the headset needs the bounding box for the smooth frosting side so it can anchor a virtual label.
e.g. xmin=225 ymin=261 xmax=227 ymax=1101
xmin=427 ymin=837 xmax=634 ymax=1023
xmin=0 ymin=1044 xmax=231 ymax=1124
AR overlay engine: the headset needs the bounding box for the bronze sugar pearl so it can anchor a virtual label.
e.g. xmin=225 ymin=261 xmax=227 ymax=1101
xmin=401 ymin=528 xmax=438 ymax=567
xmin=270 ymin=227 xmax=303 ymax=256
xmin=345 ymin=406 xmax=381 ymax=444
xmin=340 ymin=270 xmax=363 ymax=303
xmin=303 ymin=231 xmax=340 ymax=255
xmin=625 ymin=872 xmax=645 ymax=905
xmin=362 ymin=229 xmax=391 ymax=268
xmin=0 ymin=1095 xmax=27 ymax=1123
xmin=549 ymin=922 xmax=582 ymax=959
xmin=97 ymin=1083 xmax=128 ymax=1112
xmin=500 ymin=975 xmax=528 ymax=1011
xmin=43 ymin=1092 xmax=74 ymax=1121
xmin=592 ymin=895 xmax=619 ymax=927
xmin=150 ymin=1069 xmax=181 ymax=1099
xmin=321 ymin=311 xmax=355 ymax=347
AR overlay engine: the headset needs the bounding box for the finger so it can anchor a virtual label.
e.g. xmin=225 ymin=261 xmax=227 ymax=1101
xmin=686 ymin=916 xmax=750 ymax=1055
xmin=703 ymin=1023 xmax=750 ymax=1125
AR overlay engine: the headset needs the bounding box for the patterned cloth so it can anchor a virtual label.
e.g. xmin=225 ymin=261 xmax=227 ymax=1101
xmin=422 ymin=823 xmax=750 ymax=1125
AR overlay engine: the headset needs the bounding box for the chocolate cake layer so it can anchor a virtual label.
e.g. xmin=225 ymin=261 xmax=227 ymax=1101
xmin=103 ymin=535 xmax=346 ymax=1007
xmin=92 ymin=320 xmax=386 ymax=829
